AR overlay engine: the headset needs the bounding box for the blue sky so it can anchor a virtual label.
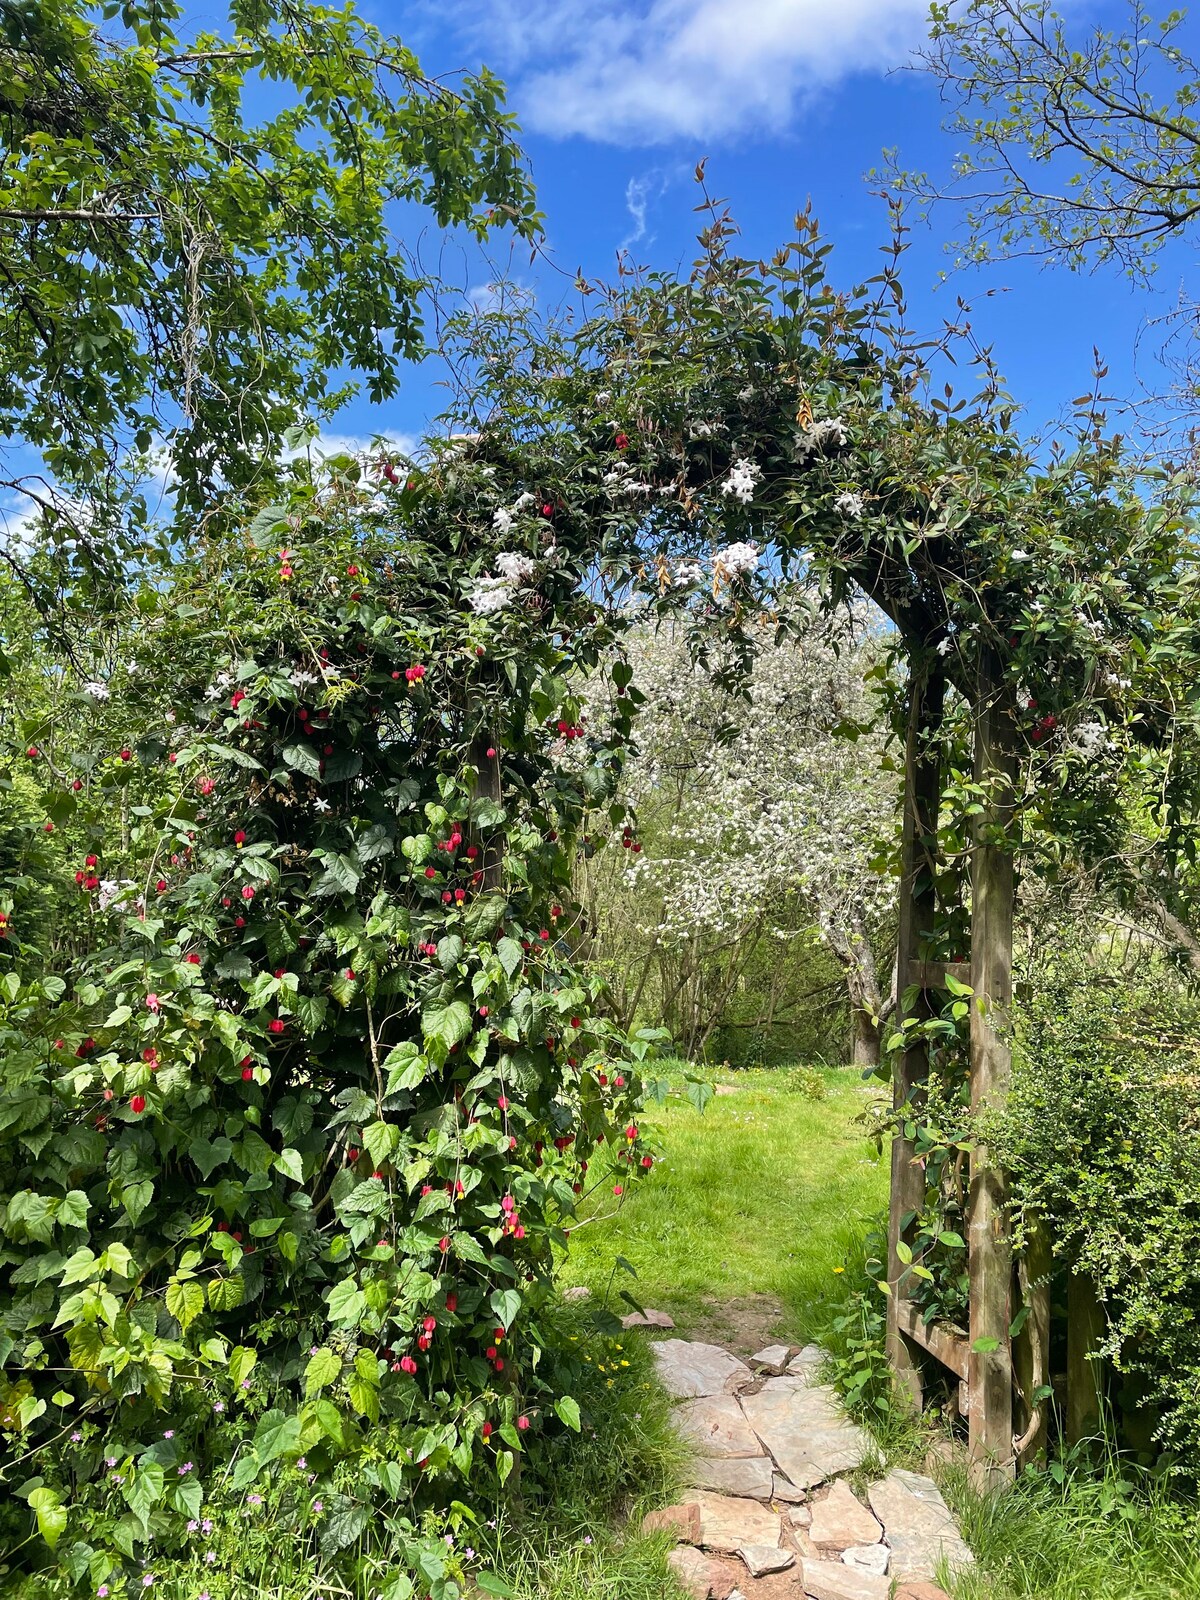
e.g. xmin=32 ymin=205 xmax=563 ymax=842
xmin=319 ymin=0 xmax=1192 ymax=458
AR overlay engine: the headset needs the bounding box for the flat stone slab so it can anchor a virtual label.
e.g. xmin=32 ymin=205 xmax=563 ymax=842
xmin=654 ymin=1340 xmax=753 ymax=1399
xmin=668 ymin=1545 xmax=723 ymax=1599
xmin=622 ymin=1307 xmax=676 ymax=1329
xmin=688 ymin=1454 xmax=776 ymax=1499
xmin=738 ymin=1544 xmax=795 ymax=1577
xmin=786 ymin=1345 xmax=825 ymax=1382
xmin=693 ymin=1491 xmax=783 ymax=1554
xmin=750 ymin=1344 xmax=794 ymax=1374
xmin=676 ymin=1395 xmax=763 ymax=1457
xmin=866 ymin=1470 xmax=974 ymax=1584
xmin=893 ymin=1584 xmax=953 ymax=1600
xmin=739 ymin=1377 xmax=875 ymax=1489
xmin=772 ymin=1474 xmax=808 ymax=1504
xmin=808 ymin=1481 xmax=882 ymax=1555
xmin=799 ymin=1558 xmax=891 ymax=1600
xmin=841 ymin=1544 xmax=889 ymax=1577
xmin=644 ymin=1502 xmax=700 ymax=1541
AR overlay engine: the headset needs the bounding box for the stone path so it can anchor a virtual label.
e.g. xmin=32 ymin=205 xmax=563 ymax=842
xmin=640 ymin=1332 xmax=975 ymax=1600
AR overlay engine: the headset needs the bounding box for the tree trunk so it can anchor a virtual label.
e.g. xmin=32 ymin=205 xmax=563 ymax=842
xmin=850 ymin=1004 xmax=882 ymax=1068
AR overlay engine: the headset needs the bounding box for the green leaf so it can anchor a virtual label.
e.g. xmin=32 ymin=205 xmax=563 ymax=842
xmin=254 ymin=1408 xmax=302 ymax=1463
xmin=363 ymin=1119 xmax=398 ymax=1167
xmin=56 ymin=1190 xmax=90 ymax=1229
xmin=421 ymin=998 xmax=472 ymax=1050
xmin=189 ymin=1136 xmax=233 ymax=1179
xmin=489 ymin=1287 xmax=521 ymax=1331
xmin=554 ymin=1394 xmax=581 ymax=1432
xmin=229 ymin=1345 xmax=258 ymax=1389
xmin=304 ymin=1347 xmax=341 ymax=1396
xmin=122 ymin=1179 xmax=154 ymax=1225
xmin=27 ymin=1486 xmax=67 ymax=1550
xmin=476 ymin=1574 xmax=516 ymax=1597
xmin=971 ymin=1335 xmax=1001 ymax=1354
xmin=282 ymin=743 xmax=322 ymax=778
xmin=326 ymin=1278 xmax=366 ymax=1325
xmin=165 ymin=1279 xmax=204 ymax=1332
xmin=497 ymin=937 xmax=523 ymax=978
xmin=275 ymin=1147 xmax=304 ymax=1182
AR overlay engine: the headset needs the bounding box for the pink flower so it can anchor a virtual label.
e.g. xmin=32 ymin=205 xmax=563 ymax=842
xmin=145 ymin=993 xmax=160 ymax=1012
xmin=241 ymin=885 xmax=255 ymax=901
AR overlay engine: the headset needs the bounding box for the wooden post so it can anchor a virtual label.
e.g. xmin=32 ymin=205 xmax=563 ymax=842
xmin=1013 ymin=1217 xmax=1052 ymax=1468
xmin=967 ymin=649 xmax=1017 ymax=1489
xmin=886 ymin=667 xmax=944 ymax=1409
xmin=1066 ymin=1271 xmax=1105 ymax=1447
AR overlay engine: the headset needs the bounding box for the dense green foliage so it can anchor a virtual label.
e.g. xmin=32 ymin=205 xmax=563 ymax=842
xmin=0 ymin=0 xmax=538 ymax=572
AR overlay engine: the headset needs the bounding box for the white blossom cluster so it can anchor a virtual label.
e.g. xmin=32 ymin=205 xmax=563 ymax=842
xmin=795 ymin=417 xmax=848 ymax=461
xmin=722 ymin=457 xmax=761 ymax=504
xmin=834 ymin=490 xmax=865 ymax=521
xmin=495 ymin=551 xmax=537 ymax=585
xmin=713 ymin=541 xmax=760 ymax=581
xmin=83 ymin=680 xmax=110 ymax=701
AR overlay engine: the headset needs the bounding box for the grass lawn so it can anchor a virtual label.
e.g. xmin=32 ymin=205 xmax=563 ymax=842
xmin=561 ymin=1064 xmax=888 ymax=1350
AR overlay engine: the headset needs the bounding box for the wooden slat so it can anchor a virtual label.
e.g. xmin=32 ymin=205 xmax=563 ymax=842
xmin=967 ymin=648 xmax=1017 ymax=1489
xmin=907 ymin=960 xmax=971 ymax=990
xmin=895 ymin=1300 xmax=970 ymax=1381
xmin=886 ymin=668 xmax=945 ymax=1412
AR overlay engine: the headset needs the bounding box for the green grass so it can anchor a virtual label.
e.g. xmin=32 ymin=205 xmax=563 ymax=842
xmin=561 ymin=1063 xmax=888 ymax=1345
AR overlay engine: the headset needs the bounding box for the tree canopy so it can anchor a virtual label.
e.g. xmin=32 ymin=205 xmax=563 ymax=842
xmin=0 ymin=0 xmax=539 ymax=587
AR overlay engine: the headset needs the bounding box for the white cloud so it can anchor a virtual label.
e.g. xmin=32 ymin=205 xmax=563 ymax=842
xmin=622 ymin=167 xmax=683 ymax=249
xmin=438 ymin=0 xmax=928 ymax=144
xmin=281 ymin=428 xmax=420 ymax=463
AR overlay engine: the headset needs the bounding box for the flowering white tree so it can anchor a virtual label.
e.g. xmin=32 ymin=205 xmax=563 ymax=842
xmin=579 ymin=604 xmax=898 ymax=1064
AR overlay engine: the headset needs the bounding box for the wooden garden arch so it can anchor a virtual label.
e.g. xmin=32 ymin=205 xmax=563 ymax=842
xmin=823 ymin=559 xmax=1077 ymax=1490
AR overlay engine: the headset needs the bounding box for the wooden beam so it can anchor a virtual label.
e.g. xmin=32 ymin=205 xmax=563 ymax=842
xmin=1066 ymin=1271 xmax=1105 ymax=1447
xmin=1014 ymin=1218 xmax=1053 ymax=1468
xmin=895 ymin=1300 xmax=970 ymax=1382
xmin=886 ymin=667 xmax=945 ymax=1411
xmin=907 ymin=960 xmax=972 ymax=990
xmin=967 ymin=648 xmax=1017 ymax=1490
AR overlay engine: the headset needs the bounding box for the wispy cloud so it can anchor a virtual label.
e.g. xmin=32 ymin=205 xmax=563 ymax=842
xmin=435 ymin=0 xmax=927 ymax=144
xmin=622 ymin=167 xmax=683 ymax=251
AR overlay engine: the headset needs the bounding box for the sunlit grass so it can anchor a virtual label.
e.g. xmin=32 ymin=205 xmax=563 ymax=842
xmin=562 ymin=1063 xmax=888 ymax=1341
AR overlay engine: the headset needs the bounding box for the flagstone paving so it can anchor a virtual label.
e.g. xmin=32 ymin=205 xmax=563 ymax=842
xmin=633 ymin=1318 xmax=975 ymax=1600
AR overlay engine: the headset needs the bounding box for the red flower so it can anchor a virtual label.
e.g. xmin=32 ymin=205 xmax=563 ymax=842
xmin=85 ymin=854 xmax=98 ymax=868
xmin=155 ymin=879 xmax=167 ymax=893
xmin=486 ymin=746 xmax=496 ymax=759
xmin=268 ymin=1018 xmax=285 ymax=1035
xmin=242 ymin=1067 xmax=254 ymax=1081
xmin=241 ymin=885 xmax=255 ymax=901
xmin=481 ymin=1421 xmax=492 ymax=1439
xmin=235 ymin=916 xmax=245 ymax=929
xmin=615 ymin=432 xmax=629 ymax=450
xmin=424 ymin=866 xmax=436 ymax=879
xmin=347 ymin=564 xmax=359 ymax=577
xmin=72 ymin=779 xmax=83 ymax=791
xmin=142 ymin=1047 xmax=158 ymax=1064
xmin=641 ymin=1154 xmax=654 ymax=1169
xmin=445 ymin=1292 xmax=458 ymax=1312
xmin=423 ymin=1315 xmax=436 ymax=1334
xmin=43 ymin=821 xmax=54 ymax=833
xmin=26 ymin=746 xmax=38 ymax=759
xmin=438 ymin=1236 xmax=450 ymax=1253
xmin=399 ymin=1355 xmax=418 ymax=1375
xmin=230 ymin=690 xmax=245 ymax=709
xmin=234 ymin=830 xmax=246 ymax=847
xmin=516 ymin=1415 xmax=530 ymax=1431
xmin=185 ymin=952 xmax=200 ymax=965
xmin=613 ymin=1184 xmax=623 ymax=1196
xmin=119 ymin=749 xmax=132 ymax=762
xmin=541 ymin=503 xmax=553 ymax=517
xmin=130 ymin=1094 xmax=146 ymax=1115
xmin=345 ymin=969 xmax=355 ymax=982
xmin=478 ymin=1005 xmax=489 ymax=1018
xmin=497 ymin=1096 xmax=509 ymax=1111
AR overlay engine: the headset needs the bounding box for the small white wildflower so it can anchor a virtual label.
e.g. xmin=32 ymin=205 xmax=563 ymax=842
xmin=796 ymin=417 xmax=847 ymax=459
xmin=313 ymin=797 xmax=331 ymax=814
xmin=1011 ymin=549 xmax=1032 ymax=562
xmin=512 ymin=491 xmax=535 ymax=511
xmin=495 ymin=551 xmax=536 ymax=586
xmin=83 ymin=680 xmax=110 ymax=702
xmin=834 ymin=490 xmax=865 ymax=521
xmin=722 ymin=458 xmax=761 ymax=505
xmin=672 ymin=559 xmax=706 ymax=589
xmin=492 ymin=506 xmax=514 ymax=535
xmin=936 ymin=637 xmax=952 ymax=656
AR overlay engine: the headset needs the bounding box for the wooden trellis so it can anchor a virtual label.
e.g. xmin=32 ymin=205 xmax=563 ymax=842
xmin=883 ymin=651 xmax=1046 ymax=1490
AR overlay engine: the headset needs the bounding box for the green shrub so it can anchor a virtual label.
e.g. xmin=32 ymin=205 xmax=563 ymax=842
xmin=996 ymin=953 xmax=1200 ymax=1471
xmin=0 ymin=457 xmax=665 ymax=1596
